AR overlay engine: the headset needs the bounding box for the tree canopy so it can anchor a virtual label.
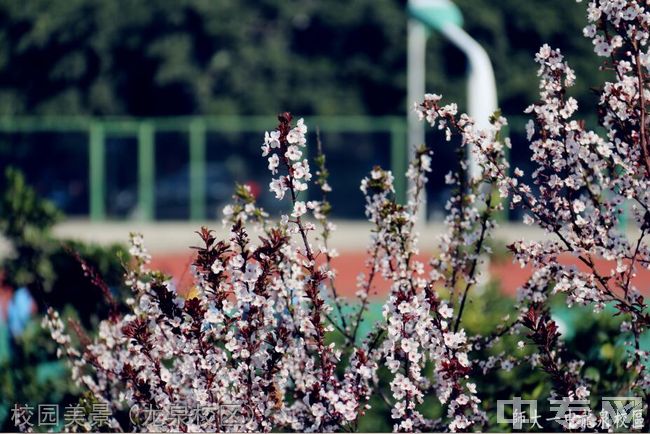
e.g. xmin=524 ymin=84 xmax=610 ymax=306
xmin=0 ymin=0 xmax=601 ymax=117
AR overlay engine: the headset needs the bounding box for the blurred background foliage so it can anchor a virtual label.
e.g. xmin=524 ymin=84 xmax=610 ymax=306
xmin=0 ymin=167 xmax=129 ymax=430
xmin=0 ymin=0 xmax=607 ymax=221
xmin=0 ymin=167 xmax=128 ymax=324
xmin=0 ymin=0 xmax=601 ymax=118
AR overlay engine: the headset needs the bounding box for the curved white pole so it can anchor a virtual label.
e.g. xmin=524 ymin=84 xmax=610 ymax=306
xmin=440 ymin=22 xmax=498 ymax=181
xmin=407 ymin=20 xmax=428 ymax=225
xmin=406 ymin=8 xmax=498 ymax=223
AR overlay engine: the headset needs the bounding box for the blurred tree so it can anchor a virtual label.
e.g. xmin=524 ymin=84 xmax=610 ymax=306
xmin=0 ymin=0 xmax=601 ymax=117
xmin=0 ymin=167 xmax=129 ymax=430
xmin=0 ymin=167 xmax=128 ymax=327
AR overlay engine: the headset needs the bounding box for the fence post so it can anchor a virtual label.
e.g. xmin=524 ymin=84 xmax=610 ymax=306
xmin=390 ymin=120 xmax=408 ymax=204
xmin=138 ymin=122 xmax=155 ymax=221
xmin=189 ymin=119 xmax=206 ymax=220
xmin=89 ymin=122 xmax=106 ymax=221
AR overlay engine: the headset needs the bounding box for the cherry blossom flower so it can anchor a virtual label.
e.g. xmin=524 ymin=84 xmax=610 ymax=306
xmin=292 ymin=201 xmax=307 ymax=218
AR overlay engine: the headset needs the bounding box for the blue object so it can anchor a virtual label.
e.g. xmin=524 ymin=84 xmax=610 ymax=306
xmin=7 ymin=287 xmax=34 ymax=338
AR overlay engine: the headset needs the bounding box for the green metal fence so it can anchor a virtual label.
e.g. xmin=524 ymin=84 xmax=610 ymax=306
xmin=0 ymin=116 xmax=408 ymax=221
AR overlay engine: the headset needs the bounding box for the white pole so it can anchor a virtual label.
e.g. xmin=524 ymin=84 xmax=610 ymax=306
xmin=440 ymin=22 xmax=497 ymax=286
xmin=439 ymin=23 xmax=497 ymax=181
xmin=407 ymin=19 xmax=428 ymax=225
xmin=406 ymin=0 xmax=498 ymax=218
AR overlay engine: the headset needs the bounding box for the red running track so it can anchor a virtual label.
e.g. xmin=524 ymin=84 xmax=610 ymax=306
xmin=151 ymin=251 xmax=650 ymax=298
